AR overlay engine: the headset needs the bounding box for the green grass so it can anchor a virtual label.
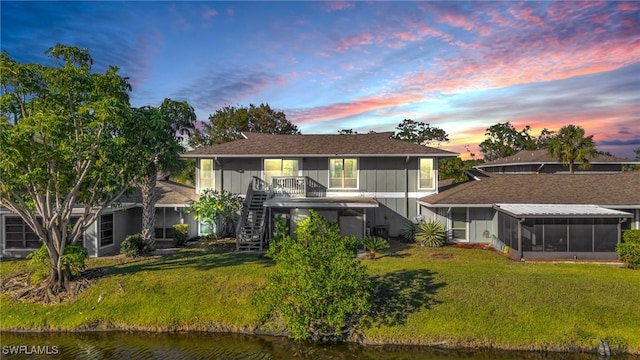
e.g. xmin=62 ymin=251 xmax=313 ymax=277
xmin=1 ymin=242 xmax=639 ymax=353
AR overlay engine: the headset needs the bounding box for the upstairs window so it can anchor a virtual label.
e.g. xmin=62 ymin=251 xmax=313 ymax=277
xmin=264 ymin=159 xmax=299 ymax=184
xmin=199 ymin=159 xmax=214 ymax=190
xmin=419 ymin=158 xmax=435 ymax=189
xmin=329 ymin=158 xmax=358 ymax=189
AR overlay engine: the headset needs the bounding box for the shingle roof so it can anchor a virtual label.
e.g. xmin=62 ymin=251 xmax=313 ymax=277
xmin=475 ymin=148 xmax=633 ymax=168
xmin=122 ymin=180 xmax=198 ymax=206
xmin=183 ymin=132 xmax=458 ymax=157
xmin=419 ymin=171 xmax=640 ymax=206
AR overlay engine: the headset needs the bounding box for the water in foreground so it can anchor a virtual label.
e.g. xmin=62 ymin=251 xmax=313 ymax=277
xmin=0 ymin=332 xmax=635 ymax=360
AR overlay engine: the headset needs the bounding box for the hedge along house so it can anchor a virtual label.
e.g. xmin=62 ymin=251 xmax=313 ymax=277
xmin=418 ymin=170 xmax=640 ymax=260
xmin=182 ymin=132 xmax=458 ymax=250
xmin=0 ymin=179 xmax=198 ymax=258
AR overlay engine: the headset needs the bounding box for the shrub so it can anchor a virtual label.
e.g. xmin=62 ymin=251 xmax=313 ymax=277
xmin=360 ymin=236 xmax=389 ymax=259
xmin=256 ymin=210 xmax=371 ymax=341
xmin=401 ymin=221 xmax=418 ymax=242
xmin=186 ymin=189 xmax=243 ymax=239
xmin=173 ymin=224 xmax=189 ymax=246
xmin=120 ymin=234 xmax=146 ymax=257
xmin=617 ymin=230 xmax=640 ymax=269
xmin=415 ymin=220 xmax=446 ymax=248
xmin=26 ymin=244 xmax=88 ymax=284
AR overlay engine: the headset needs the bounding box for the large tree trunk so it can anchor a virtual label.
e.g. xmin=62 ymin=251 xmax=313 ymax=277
xmin=141 ymin=163 xmax=158 ymax=251
xmin=45 ymin=241 xmax=68 ymax=295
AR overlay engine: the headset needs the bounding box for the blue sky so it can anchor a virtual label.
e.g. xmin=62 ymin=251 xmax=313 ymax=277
xmin=2 ymin=1 xmax=639 ymax=159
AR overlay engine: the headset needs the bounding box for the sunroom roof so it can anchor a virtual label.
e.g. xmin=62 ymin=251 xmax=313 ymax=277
xmin=494 ymin=204 xmax=632 ymax=218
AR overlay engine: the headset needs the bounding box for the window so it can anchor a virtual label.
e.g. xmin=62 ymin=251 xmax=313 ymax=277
xmin=329 ymin=158 xmax=357 ymax=189
xmin=199 ymin=159 xmax=214 ymax=190
xmin=100 ymin=213 xmax=114 ymax=247
xmin=4 ymin=217 xmax=40 ymax=249
xmin=451 ymin=207 xmax=467 ymax=240
xmin=155 ymin=208 xmax=181 ymax=239
xmin=264 ymin=159 xmax=299 ymax=184
xmin=569 ymin=218 xmax=593 ymax=252
xmin=419 ymin=158 xmax=435 ymax=189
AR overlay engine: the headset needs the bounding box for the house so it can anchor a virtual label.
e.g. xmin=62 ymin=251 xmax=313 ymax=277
xmin=0 ymin=179 xmax=198 ymax=258
xmin=418 ymin=151 xmax=640 ymax=260
xmin=181 ymin=132 xmax=458 ymax=250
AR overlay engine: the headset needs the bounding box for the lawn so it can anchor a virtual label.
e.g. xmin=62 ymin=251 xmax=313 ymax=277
xmin=1 ymin=241 xmax=639 ymax=354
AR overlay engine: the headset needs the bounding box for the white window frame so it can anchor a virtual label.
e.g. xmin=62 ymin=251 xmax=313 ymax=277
xmin=418 ymin=158 xmax=436 ymax=190
xmin=449 ymin=207 xmax=468 ymax=242
xmin=328 ymin=158 xmax=359 ymax=190
xmin=198 ymin=158 xmax=215 ymax=192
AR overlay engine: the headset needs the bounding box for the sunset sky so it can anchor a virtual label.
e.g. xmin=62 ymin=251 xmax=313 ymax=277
xmin=2 ymin=1 xmax=639 ymax=159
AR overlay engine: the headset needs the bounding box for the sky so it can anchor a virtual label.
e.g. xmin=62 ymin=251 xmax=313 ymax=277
xmin=1 ymin=1 xmax=639 ymax=159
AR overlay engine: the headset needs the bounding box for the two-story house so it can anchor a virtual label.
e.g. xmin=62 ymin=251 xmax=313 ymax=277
xmin=182 ymin=132 xmax=458 ymax=250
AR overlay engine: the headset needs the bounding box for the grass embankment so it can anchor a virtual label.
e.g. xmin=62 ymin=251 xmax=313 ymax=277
xmin=1 ymin=242 xmax=639 ymax=353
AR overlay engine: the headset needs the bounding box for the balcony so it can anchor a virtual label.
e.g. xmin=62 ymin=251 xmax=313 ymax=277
xmin=271 ymin=176 xmax=326 ymax=198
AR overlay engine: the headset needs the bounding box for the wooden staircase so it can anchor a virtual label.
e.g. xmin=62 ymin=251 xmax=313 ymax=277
xmin=236 ymin=177 xmax=271 ymax=251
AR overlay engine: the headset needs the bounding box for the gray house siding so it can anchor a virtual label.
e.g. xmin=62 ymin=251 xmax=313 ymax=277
xmin=200 ymin=156 xmax=437 ymax=238
xmin=468 ymin=208 xmax=496 ymax=243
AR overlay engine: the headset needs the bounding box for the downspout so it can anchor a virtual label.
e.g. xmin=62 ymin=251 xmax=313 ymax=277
xmin=619 ymin=217 xmax=627 ymax=245
xmin=405 ymin=156 xmax=410 ymax=218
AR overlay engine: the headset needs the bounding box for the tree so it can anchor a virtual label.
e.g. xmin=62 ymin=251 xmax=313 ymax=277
xmin=338 ymin=129 xmax=357 ymax=134
xmin=438 ymin=157 xmax=482 ymax=183
xmin=256 ymin=210 xmax=371 ymax=341
xmin=391 ymin=119 xmax=449 ymax=147
xmin=478 ymin=122 xmax=551 ymax=161
xmin=193 ymin=103 xmax=300 ymax=146
xmin=130 ymin=99 xmax=196 ymax=250
xmin=546 ymin=124 xmax=596 ymax=173
xmin=634 ymin=147 xmax=640 ymax=161
xmin=0 ymin=45 xmax=139 ymax=295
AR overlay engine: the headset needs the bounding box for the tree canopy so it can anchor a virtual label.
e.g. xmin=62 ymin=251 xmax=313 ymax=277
xmin=546 ymin=124 xmax=596 ymax=173
xmin=0 ymin=44 xmax=140 ymax=294
xmin=479 ymin=122 xmax=553 ymax=161
xmin=130 ymin=99 xmax=196 ymax=249
xmin=391 ymin=119 xmax=449 ymax=147
xmin=192 ymin=103 xmax=300 ymax=146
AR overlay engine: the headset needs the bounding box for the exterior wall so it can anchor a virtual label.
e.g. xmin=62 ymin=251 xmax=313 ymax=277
xmin=468 ymin=208 xmax=496 ymax=243
xmin=205 ymin=156 xmax=438 ymax=238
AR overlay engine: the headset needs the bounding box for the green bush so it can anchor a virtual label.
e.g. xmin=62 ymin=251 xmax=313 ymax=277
xmin=120 ymin=234 xmax=146 ymax=257
xmin=415 ymin=220 xmax=446 ymax=248
xmin=361 ymin=236 xmax=389 ymax=259
xmin=256 ymin=210 xmax=371 ymax=341
xmin=401 ymin=221 xmax=418 ymax=242
xmin=623 ymin=229 xmax=640 ymax=244
xmin=617 ymin=230 xmax=640 ymax=269
xmin=173 ymin=224 xmax=189 ymax=246
xmin=26 ymin=244 xmax=88 ymax=284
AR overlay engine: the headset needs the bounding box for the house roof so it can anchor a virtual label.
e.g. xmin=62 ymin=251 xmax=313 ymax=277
xmin=183 ymin=132 xmax=458 ymax=158
xmin=122 ymin=179 xmax=198 ymax=206
xmin=418 ymin=171 xmax=640 ymax=207
xmin=494 ymin=204 xmax=632 ymax=218
xmin=475 ymin=148 xmax=634 ymax=168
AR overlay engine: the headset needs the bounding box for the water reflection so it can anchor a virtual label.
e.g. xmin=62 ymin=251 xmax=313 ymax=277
xmin=0 ymin=332 xmax=634 ymax=360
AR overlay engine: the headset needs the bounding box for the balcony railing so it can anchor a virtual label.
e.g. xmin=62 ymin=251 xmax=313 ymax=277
xmin=271 ymin=176 xmax=326 ymax=198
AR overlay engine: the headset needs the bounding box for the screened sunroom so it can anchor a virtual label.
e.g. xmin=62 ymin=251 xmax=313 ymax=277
xmin=493 ymin=204 xmax=632 ymax=260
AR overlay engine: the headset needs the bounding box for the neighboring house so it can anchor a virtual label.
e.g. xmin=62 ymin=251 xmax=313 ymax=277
xmin=476 ymin=148 xmax=635 ymax=174
xmin=182 ymin=132 xmax=458 ymax=250
xmin=418 ymin=153 xmax=640 ymax=260
xmin=0 ymin=179 xmax=198 ymax=258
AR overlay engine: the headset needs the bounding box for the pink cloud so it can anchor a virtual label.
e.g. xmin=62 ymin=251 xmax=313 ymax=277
xmin=334 ymin=32 xmax=375 ymax=52
xmin=202 ymin=8 xmax=218 ymax=19
xmin=323 ymin=1 xmax=355 ymax=12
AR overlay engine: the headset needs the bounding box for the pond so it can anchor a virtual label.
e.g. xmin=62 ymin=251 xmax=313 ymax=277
xmin=0 ymin=332 xmax=635 ymax=360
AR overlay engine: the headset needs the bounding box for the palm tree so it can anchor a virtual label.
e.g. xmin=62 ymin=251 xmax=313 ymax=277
xmin=546 ymin=125 xmax=596 ymax=174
